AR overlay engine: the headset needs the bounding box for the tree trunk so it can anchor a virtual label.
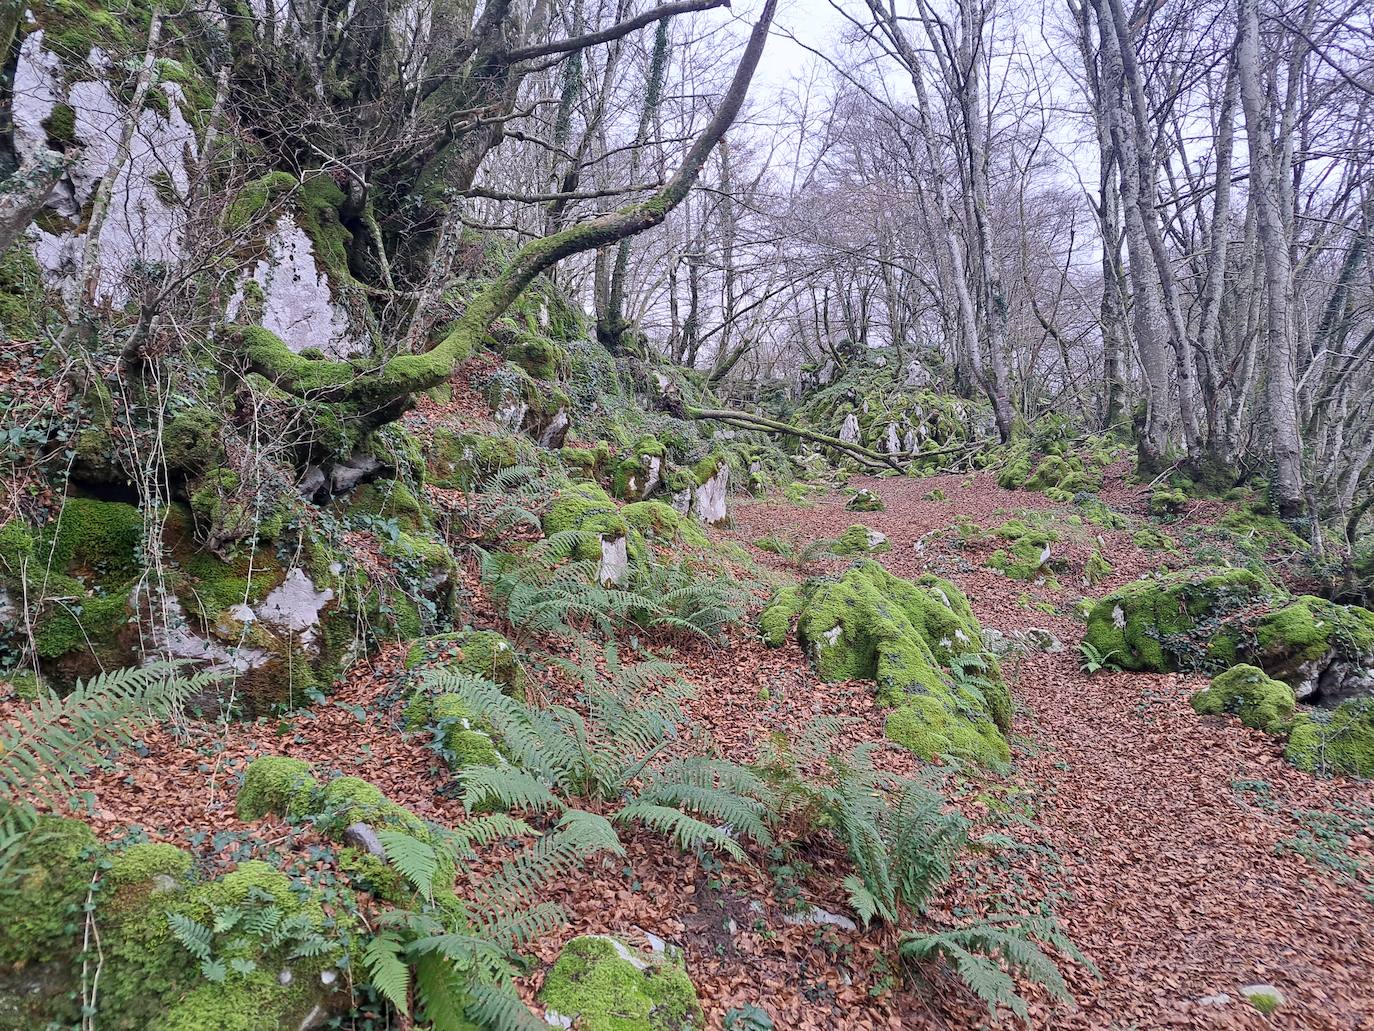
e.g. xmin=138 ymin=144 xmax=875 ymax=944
xmin=1237 ymin=0 xmax=1304 ymax=516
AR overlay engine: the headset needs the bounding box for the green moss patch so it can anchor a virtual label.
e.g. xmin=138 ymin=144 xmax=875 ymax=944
xmin=622 ymin=500 xmax=707 ymax=549
xmin=404 ymin=628 xmax=523 ymax=691
xmin=759 ymin=562 xmax=1008 ymax=765
xmin=1249 ymin=597 xmax=1374 ymax=694
xmin=831 ymin=524 xmax=890 ymax=556
xmin=1083 ymin=568 xmax=1273 ymax=673
xmin=844 ymin=488 xmax=884 ymax=512
xmin=986 ymin=518 xmax=1060 ymax=581
xmin=1285 ymin=701 xmax=1374 ymax=778
xmin=1191 ymin=664 xmax=1295 ymax=736
xmin=538 ymin=935 xmax=703 ymax=1031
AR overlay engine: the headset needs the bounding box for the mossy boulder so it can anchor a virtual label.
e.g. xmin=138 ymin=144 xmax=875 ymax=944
xmin=1083 ymin=568 xmax=1273 ymax=673
xmin=0 ymin=822 xmax=346 ymax=1030
xmin=758 ymin=584 xmax=803 ymax=647
xmin=538 ymin=935 xmax=703 ymax=1031
xmin=542 ymin=482 xmax=646 ymax=575
xmin=760 ymin=562 xmax=1009 ymax=764
xmin=831 ymin=524 xmax=890 ymax=556
xmin=612 ymin=438 xmax=667 ymax=501
xmin=404 ymin=629 xmax=524 ymax=692
xmin=0 ymin=815 xmax=99 ymax=968
xmin=986 ymin=519 xmax=1061 ymax=581
xmin=622 ymin=500 xmax=707 ymax=549
xmin=164 ymin=408 xmax=225 ymax=472
xmin=845 ymin=488 xmax=884 ymax=512
xmin=1285 ymin=700 xmax=1374 ymax=778
xmin=1191 ymin=664 xmax=1295 ymax=736
xmin=426 ymin=428 xmax=540 ymax=490
xmin=1148 ymin=488 xmax=1187 ymax=516
xmin=1247 ymin=597 xmax=1374 ymax=703
xmin=237 ymin=763 xmax=466 ymax=921
xmin=236 ymin=755 xmax=319 ymax=821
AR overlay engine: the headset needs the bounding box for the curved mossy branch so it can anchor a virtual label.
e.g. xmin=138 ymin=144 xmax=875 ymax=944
xmin=684 ymin=406 xmax=907 ymax=473
xmin=685 ymin=406 xmax=984 ymax=474
xmin=240 ymin=0 xmax=779 ymax=409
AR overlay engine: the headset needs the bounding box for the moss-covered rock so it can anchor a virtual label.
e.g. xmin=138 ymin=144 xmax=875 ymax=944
xmin=1083 ymin=568 xmax=1273 ymax=673
xmin=538 ymin=935 xmax=703 ymax=1031
xmin=405 ymin=693 xmax=502 ymax=771
xmin=0 ymin=815 xmax=99 ymax=967
xmin=0 ymin=814 xmax=345 ymax=1030
xmin=831 ymin=524 xmax=890 ymax=556
xmin=1148 ymin=488 xmax=1187 ymax=516
xmin=426 ymin=427 xmax=540 ymax=490
xmin=621 ymin=500 xmax=707 ymax=549
xmin=986 ymin=518 xmax=1061 ymax=581
xmin=164 ymin=408 xmax=225 ymax=472
xmin=760 ymin=562 xmax=1008 ymax=764
xmin=612 ymin=438 xmax=667 ymax=501
xmin=1191 ymin=664 xmax=1295 ymax=736
xmin=1248 ymin=596 xmax=1374 ymax=703
xmin=236 ymin=763 xmax=465 ymax=920
xmin=404 ymin=628 xmax=524 ymax=692
xmin=845 ymin=488 xmax=884 ymax=512
xmin=236 ymin=755 xmax=319 ymax=821
xmin=758 ymin=584 xmax=803 ymax=647
xmin=1285 ymin=700 xmax=1374 ymax=778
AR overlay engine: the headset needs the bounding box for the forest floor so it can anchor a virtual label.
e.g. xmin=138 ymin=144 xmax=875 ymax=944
xmin=26 ymin=468 xmax=1374 ymax=1030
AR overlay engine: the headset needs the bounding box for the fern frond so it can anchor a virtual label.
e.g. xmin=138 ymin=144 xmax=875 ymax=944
xmin=477 ymin=809 xmax=622 ymax=914
xmin=465 ymin=982 xmax=549 ymax=1031
xmin=377 ymin=829 xmax=439 ymax=900
xmin=473 ymin=900 xmax=567 ymax=948
xmin=635 ymin=781 xmax=773 ymax=846
xmin=167 ymin=912 xmax=213 ymax=962
xmin=460 ymin=766 xmax=565 ymax=814
xmin=413 ymin=951 xmax=472 ymax=1031
xmin=899 ymin=914 xmax=1089 ymax=1019
xmin=616 ymin=802 xmax=746 ymax=860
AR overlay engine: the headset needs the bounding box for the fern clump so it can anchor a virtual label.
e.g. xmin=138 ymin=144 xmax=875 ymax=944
xmin=430 ymin=661 xmax=775 ymax=860
xmin=761 ymin=738 xmax=968 ymax=926
xmin=539 ymin=935 xmax=703 ymax=1031
xmin=900 ymin=914 xmax=1096 ymax=1021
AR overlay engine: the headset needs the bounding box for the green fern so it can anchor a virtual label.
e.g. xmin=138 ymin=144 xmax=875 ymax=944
xmin=900 ymin=914 xmax=1097 ymax=1019
xmin=428 ymin=665 xmax=777 ymax=860
xmin=376 ymin=829 xmax=440 ymax=901
xmin=0 ymin=663 xmax=213 ymax=881
xmin=168 ymin=912 xmax=214 ymax=962
xmin=761 ymin=740 xmax=968 ymax=926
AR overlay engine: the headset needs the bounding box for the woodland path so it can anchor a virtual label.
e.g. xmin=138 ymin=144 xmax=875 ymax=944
xmin=728 ymin=473 xmax=1374 ymax=1029
xmin=33 ymin=471 xmax=1374 ymax=1029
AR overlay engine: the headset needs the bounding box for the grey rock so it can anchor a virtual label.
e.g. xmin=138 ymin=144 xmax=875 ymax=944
xmin=598 ymin=534 xmax=629 ymax=587
xmin=297 ymin=465 xmax=327 ymax=500
xmin=328 ymin=454 xmax=384 ymax=494
xmin=342 ymin=822 xmax=386 ymax=858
